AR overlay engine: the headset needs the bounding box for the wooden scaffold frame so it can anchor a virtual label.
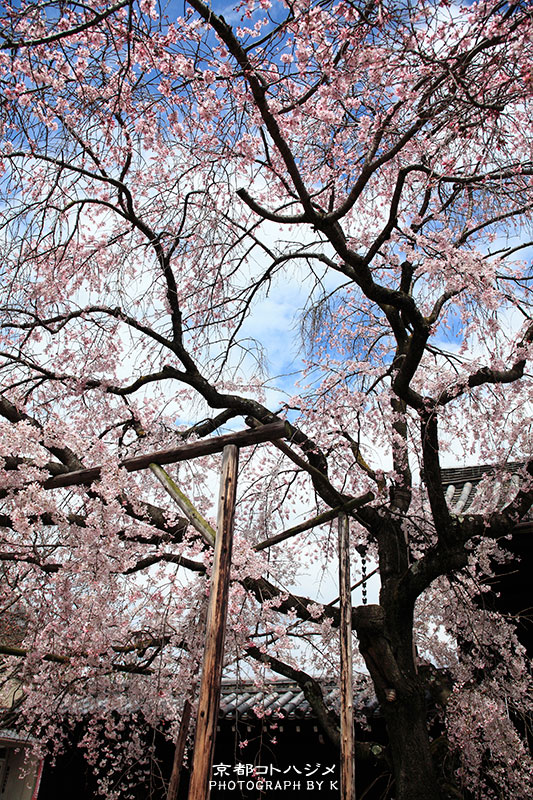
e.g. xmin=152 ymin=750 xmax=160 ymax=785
xmin=6 ymin=418 xmax=361 ymax=800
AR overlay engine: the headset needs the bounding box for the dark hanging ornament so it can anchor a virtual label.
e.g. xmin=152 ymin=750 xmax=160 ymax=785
xmin=361 ymin=552 xmax=368 ymax=606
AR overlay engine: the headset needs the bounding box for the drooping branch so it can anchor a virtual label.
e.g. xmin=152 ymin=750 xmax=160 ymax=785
xmin=0 ymin=0 xmax=131 ymax=50
xmin=0 ymin=642 xmax=156 ymax=675
xmin=245 ymin=643 xmax=387 ymax=765
xmin=437 ymin=320 xmax=533 ymax=406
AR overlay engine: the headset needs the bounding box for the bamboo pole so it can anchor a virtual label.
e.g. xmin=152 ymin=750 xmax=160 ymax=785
xmin=187 ymin=444 xmax=239 ymax=800
xmin=149 ymin=463 xmax=216 ymax=547
xmin=338 ymin=512 xmax=356 ymax=800
xmin=43 ymin=421 xmax=285 ymax=489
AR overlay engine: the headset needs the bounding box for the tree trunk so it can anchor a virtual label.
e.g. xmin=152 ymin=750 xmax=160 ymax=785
xmin=355 ymin=604 xmax=442 ymax=800
xmin=381 ymin=690 xmax=441 ymax=800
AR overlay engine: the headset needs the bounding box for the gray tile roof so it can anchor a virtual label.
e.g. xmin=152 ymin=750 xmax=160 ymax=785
xmin=0 ymin=728 xmax=35 ymax=745
xmin=219 ymin=680 xmax=341 ymax=720
xmin=439 ymin=462 xmax=525 ymax=515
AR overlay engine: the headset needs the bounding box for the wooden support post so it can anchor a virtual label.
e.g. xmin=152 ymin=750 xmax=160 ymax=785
xmin=187 ymin=445 xmax=239 ymax=800
xmin=338 ymin=512 xmax=356 ymax=800
xmin=167 ymin=699 xmax=192 ymax=800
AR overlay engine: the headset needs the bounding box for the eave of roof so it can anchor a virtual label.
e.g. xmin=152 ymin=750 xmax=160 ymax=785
xmin=219 ymin=680 xmax=340 ymax=721
xmin=438 ymin=462 xmax=527 ymax=516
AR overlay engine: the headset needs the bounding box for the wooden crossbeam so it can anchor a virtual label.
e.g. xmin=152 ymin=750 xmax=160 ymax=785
xmin=42 ymin=421 xmax=288 ymax=489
